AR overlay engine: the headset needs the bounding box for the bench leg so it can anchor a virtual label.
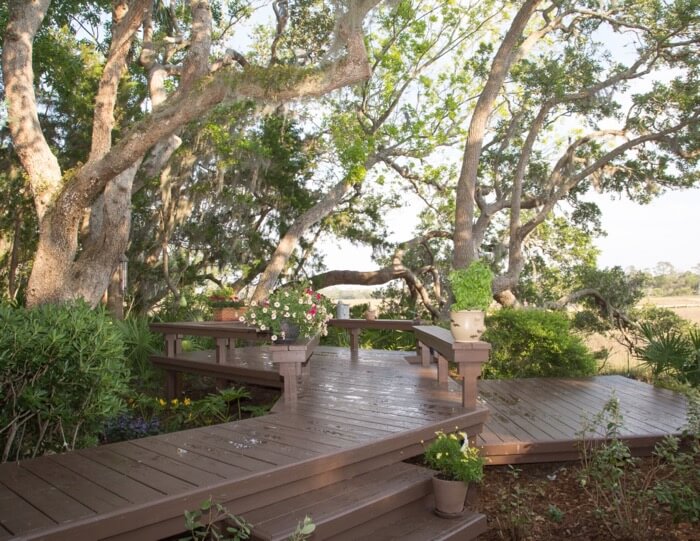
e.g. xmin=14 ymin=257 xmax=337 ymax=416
xmin=420 ymin=342 xmax=431 ymax=367
xmin=459 ymin=364 xmax=481 ymax=409
xmin=165 ymin=370 xmax=182 ymax=400
xmin=437 ymin=354 xmax=448 ymax=384
xmin=279 ymin=363 xmax=299 ymax=404
xmin=349 ymin=329 xmax=360 ymax=360
xmin=215 ymin=338 xmax=228 ymax=364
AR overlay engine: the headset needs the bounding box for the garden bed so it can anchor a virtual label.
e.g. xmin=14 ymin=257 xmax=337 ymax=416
xmin=479 ymin=458 xmax=699 ymax=540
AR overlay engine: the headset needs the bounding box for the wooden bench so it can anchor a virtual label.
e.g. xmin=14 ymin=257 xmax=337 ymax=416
xmin=266 ymin=334 xmax=320 ymax=404
xmin=150 ymin=322 xmax=319 ymax=404
xmin=412 ymin=325 xmax=490 ymax=409
xmin=328 ymin=318 xmax=424 ymax=359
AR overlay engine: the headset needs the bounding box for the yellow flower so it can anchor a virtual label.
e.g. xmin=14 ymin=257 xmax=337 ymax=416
xmin=158 ymin=398 xmax=166 ymax=406
xmin=436 ymin=452 xmax=443 ymax=460
xmin=171 ymin=398 xmax=179 ymax=406
xmin=184 ymin=398 xmax=192 ymax=406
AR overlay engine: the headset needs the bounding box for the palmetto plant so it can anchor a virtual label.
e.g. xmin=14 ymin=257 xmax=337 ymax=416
xmin=635 ymin=323 xmax=700 ymax=386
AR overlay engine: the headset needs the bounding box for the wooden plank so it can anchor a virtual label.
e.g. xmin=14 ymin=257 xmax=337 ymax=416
xmin=206 ymin=425 xmax=319 ymax=462
xmin=75 ymin=447 xmax=195 ymax=495
xmin=109 ymin=441 xmax=226 ymax=486
xmin=21 ymin=457 xmax=131 ymax=514
xmin=129 ymin=437 xmax=251 ymax=478
xmin=0 ymin=481 xmax=55 ymax=536
xmin=214 ymin=418 xmax=346 ymax=454
xmin=0 ymin=465 xmax=94 ymax=524
xmin=154 ymin=429 xmax=280 ymax=471
xmin=52 ymin=452 xmax=164 ymax=504
xmin=328 ymin=319 xmax=422 ymax=331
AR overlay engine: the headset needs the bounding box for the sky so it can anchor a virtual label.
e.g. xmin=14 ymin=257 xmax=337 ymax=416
xmin=319 ymin=186 xmax=700 ymax=275
xmin=586 ymin=188 xmax=700 ymax=272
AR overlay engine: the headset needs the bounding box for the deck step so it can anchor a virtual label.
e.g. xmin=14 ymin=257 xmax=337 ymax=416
xmin=248 ymin=462 xmax=434 ymax=541
xmin=328 ymin=498 xmax=487 ymax=541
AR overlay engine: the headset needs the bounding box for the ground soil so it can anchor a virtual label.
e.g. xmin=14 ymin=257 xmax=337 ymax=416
xmin=478 ymin=459 xmax=699 ymax=541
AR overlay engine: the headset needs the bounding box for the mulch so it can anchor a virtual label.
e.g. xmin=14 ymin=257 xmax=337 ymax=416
xmin=477 ymin=459 xmax=698 ymax=540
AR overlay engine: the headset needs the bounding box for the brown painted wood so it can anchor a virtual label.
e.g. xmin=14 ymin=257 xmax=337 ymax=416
xmin=74 ymin=447 xmax=195 ymax=495
xmin=0 ymin=347 xmax=688 ymax=541
xmin=0 ymin=464 xmax=94 ymax=524
xmin=328 ymin=497 xmax=487 ymax=541
xmin=328 ymin=319 xmax=424 ymax=359
xmin=0 ymin=481 xmax=55 ymax=536
xmin=20 ymin=458 xmax=131 ymax=514
xmin=250 ymin=462 xmax=434 ymax=540
xmin=412 ymin=326 xmax=490 ymax=408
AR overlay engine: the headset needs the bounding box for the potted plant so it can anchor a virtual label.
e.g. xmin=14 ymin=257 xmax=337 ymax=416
xmin=424 ymin=430 xmax=485 ymax=517
xmin=208 ymin=286 xmax=247 ymax=322
xmin=241 ymin=282 xmax=334 ymax=343
xmin=448 ymin=260 xmax=493 ymax=341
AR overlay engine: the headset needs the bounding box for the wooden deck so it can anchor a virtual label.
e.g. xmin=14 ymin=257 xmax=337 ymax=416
xmin=477 ymin=375 xmax=689 ymax=464
xmin=0 ymin=347 xmax=488 ymax=540
xmin=0 ymin=347 xmax=689 ymax=540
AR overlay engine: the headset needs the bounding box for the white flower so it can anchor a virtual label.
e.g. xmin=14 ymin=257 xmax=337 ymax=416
xmin=260 ymin=324 xmax=267 ymax=331
xmin=305 ymin=314 xmax=312 ymax=320
xmin=299 ymin=297 xmax=305 ymax=304
xmin=284 ymin=305 xmax=289 ymax=311
xmin=274 ymin=301 xmax=281 ymax=308
xmin=284 ymin=291 xmax=289 ymax=297
xmin=250 ymin=312 xmax=256 ymax=319
xmin=262 ymin=307 xmax=268 ymax=313
xmin=251 ymin=300 xmax=258 ymax=307
xmin=271 ymin=335 xmax=278 ymax=341
xmin=271 ymin=314 xmax=277 ymax=320
xmin=284 ymin=312 xmax=290 ymax=317
xmin=239 ymin=316 xmax=246 ymax=322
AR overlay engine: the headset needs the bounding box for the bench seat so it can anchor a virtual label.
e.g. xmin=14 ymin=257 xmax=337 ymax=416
xmin=412 ymin=325 xmax=490 ymax=409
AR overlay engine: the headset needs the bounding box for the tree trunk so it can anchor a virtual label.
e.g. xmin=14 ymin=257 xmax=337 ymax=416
xmin=452 ymin=0 xmax=542 ymax=269
xmin=106 ymin=265 xmax=124 ymax=320
xmin=252 ymin=178 xmax=356 ymax=300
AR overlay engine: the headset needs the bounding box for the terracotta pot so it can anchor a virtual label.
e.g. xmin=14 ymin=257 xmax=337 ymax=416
xmin=432 ymin=475 xmax=468 ymax=516
xmin=213 ymin=306 xmax=247 ymax=322
xmin=450 ymin=310 xmax=485 ymax=341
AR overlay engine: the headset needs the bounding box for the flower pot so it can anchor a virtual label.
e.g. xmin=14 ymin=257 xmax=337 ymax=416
xmin=432 ymin=475 xmax=468 ymax=517
xmin=450 ymin=310 xmax=485 ymax=341
xmin=277 ymin=319 xmax=300 ymax=343
xmin=213 ymin=306 xmax=247 ymax=322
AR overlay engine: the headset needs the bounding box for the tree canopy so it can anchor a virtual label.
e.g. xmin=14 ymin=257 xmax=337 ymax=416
xmin=0 ymin=0 xmax=698 ymax=316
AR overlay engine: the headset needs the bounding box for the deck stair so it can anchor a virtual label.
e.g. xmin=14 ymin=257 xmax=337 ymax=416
xmin=246 ymin=462 xmax=486 ymax=541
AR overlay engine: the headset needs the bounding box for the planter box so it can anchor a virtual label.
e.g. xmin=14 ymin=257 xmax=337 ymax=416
xmin=212 ymin=306 xmax=247 ymax=321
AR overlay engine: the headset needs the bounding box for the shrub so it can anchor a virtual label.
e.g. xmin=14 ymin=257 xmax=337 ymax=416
xmin=482 ymin=308 xmax=596 ymax=378
xmin=0 ymin=301 xmax=129 ymax=461
xmin=578 ymin=393 xmax=700 ymax=537
xmin=115 ymin=315 xmax=161 ymax=391
xmin=635 ymin=323 xmax=700 ymax=387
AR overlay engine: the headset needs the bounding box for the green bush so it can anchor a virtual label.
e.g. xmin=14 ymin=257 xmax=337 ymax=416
xmin=115 ymin=315 xmax=162 ymax=392
xmin=482 ymin=308 xmax=596 ymax=378
xmin=635 ymin=323 xmax=700 ymax=387
xmin=0 ymin=302 xmax=130 ymax=461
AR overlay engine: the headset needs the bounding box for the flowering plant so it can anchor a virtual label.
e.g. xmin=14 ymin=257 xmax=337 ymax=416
xmin=424 ymin=430 xmax=485 ymax=483
xmin=241 ymin=282 xmax=333 ymax=342
xmin=207 ymin=286 xmax=246 ymax=308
